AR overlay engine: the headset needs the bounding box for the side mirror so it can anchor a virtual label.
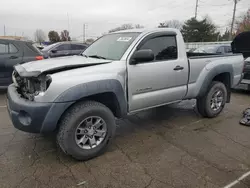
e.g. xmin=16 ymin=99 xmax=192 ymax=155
xmin=130 ymin=49 xmax=154 ymax=65
xmin=51 ymin=49 xmax=57 ymax=53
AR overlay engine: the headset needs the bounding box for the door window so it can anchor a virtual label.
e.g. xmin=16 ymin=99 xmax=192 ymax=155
xmin=217 ymin=47 xmax=224 ymax=54
xmin=138 ymin=36 xmax=178 ymax=61
xmin=0 ymin=43 xmax=18 ymax=54
xmin=55 ymin=44 xmax=71 ymax=51
xmin=72 ymin=44 xmax=87 ymax=50
xmin=224 ymin=46 xmax=232 ymax=53
xmin=0 ymin=43 xmax=8 ymax=54
xmin=9 ymin=44 xmax=18 ymax=53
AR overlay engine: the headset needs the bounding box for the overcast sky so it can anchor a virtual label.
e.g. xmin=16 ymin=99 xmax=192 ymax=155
xmin=0 ymin=0 xmax=249 ymax=40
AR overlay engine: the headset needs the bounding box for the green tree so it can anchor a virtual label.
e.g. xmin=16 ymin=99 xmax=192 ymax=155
xmin=158 ymin=20 xmax=183 ymax=30
xmin=48 ymin=31 xmax=60 ymax=43
xmin=181 ymin=18 xmax=219 ymax=42
xmin=134 ymin=24 xmax=144 ymax=29
xmin=236 ymin=9 xmax=250 ymax=34
xmin=60 ymin=30 xmax=71 ymax=41
xmin=218 ymin=29 xmax=230 ymax=41
xmin=85 ymin=38 xmax=95 ymax=44
xmin=108 ymin=24 xmax=144 ymax=33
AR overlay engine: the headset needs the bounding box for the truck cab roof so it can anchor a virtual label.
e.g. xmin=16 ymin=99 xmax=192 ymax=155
xmin=112 ymin=28 xmax=179 ymax=35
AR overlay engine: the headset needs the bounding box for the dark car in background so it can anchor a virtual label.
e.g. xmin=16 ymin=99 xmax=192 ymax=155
xmin=0 ymin=39 xmax=43 ymax=88
xmin=232 ymin=31 xmax=250 ymax=90
xmin=193 ymin=45 xmax=232 ymax=54
xmin=41 ymin=42 xmax=88 ymax=58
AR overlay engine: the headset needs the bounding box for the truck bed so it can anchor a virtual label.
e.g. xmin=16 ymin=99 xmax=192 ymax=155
xmin=184 ymin=53 xmax=244 ymax=99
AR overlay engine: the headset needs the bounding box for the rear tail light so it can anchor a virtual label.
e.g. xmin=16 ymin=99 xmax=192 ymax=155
xmin=36 ymin=56 xmax=44 ymax=60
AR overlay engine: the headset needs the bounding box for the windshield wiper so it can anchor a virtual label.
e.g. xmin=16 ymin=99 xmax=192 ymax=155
xmin=88 ymin=55 xmax=107 ymax=59
xmin=80 ymin=54 xmax=88 ymax=58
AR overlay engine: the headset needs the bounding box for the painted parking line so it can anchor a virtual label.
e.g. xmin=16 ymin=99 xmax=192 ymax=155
xmin=0 ymin=105 xmax=7 ymax=108
xmin=223 ymin=171 xmax=250 ymax=188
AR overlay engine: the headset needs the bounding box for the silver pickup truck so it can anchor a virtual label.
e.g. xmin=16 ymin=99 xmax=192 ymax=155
xmin=7 ymin=28 xmax=244 ymax=160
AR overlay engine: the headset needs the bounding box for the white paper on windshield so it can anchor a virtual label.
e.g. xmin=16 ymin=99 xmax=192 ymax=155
xmin=117 ymin=37 xmax=132 ymax=42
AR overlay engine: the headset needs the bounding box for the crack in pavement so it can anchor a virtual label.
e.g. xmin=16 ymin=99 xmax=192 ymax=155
xmin=209 ymin=127 xmax=250 ymax=151
xmin=155 ymin=130 xmax=242 ymax=176
xmin=179 ymin=154 xmax=221 ymax=188
xmin=144 ymin=178 xmax=153 ymax=188
xmin=115 ymin=143 xmax=133 ymax=162
xmin=155 ymin=121 xmax=250 ymax=172
xmin=194 ymin=127 xmax=250 ymax=169
xmin=14 ymin=177 xmax=28 ymax=188
xmin=56 ymin=153 xmax=78 ymax=184
xmin=0 ymin=130 xmax=18 ymax=157
xmin=83 ymin=162 xmax=99 ymax=184
xmin=115 ymin=143 xmax=175 ymax=188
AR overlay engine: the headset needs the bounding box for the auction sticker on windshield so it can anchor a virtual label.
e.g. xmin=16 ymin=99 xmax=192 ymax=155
xmin=117 ymin=37 xmax=132 ymax=42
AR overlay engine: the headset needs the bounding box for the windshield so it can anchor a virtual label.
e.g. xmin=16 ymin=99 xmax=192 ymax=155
xmin=42 ymin=43 xmax=58 ymax=52
xmin=193 ymin=46 xmax=218 ymax=53
xmin=82 ymin=32 xmax=140 ymax=60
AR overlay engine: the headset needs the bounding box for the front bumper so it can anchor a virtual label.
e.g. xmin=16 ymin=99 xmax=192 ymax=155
xmin=7 ymin=84 xmax=73 ymax=133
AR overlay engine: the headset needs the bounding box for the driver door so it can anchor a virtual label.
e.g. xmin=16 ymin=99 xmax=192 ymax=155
xmin=127 ymin=34 xmax=189 ymax=112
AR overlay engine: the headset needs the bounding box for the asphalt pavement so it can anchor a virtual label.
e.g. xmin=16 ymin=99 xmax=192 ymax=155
xmin=1 ymin=90 xmax=250 ymax=188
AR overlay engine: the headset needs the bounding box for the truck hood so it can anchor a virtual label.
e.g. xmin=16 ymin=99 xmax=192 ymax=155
xmin=15 ymin=55 xmax=112 ymax=77
xmin=232 ymin=31 xmax=250 ymax=59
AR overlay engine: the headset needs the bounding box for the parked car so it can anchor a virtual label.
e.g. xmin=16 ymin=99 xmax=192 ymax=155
xmin=41 ymin=42 xmax=88 ymax=58
xmin=231 ymin=31 xmax=250 ymax=90
xmin=7 ymin=28 xmax=244 ymax=160
xmin=0 ymin=39 xmax=43 ymax=88
xmin=193 ymin=45 xmax=232 ymax=54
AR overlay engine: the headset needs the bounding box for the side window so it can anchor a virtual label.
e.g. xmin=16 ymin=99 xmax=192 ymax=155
xmin=138 ymin=36 xmax=178 ymax=61
xmin=71 ymin=44 xmax=77 ymax=50
xmin=71 ymin=44 xmax=86 ymax=50
xmin=71 ymin=44 xmax=81 ymax=50
xmin=55 ymin=44 xmax=71 ymax=51
xmin=0 ymin=43 xmax=18 ymax=54
xmin=9 ymin=44 xmax=18 ymax=53
xmin=225 ymin=46 xmax=232 ymax=53
xmin=0 ymin=43 xmax=9 ymax=54
xmin=77 ymin=45 xmax=87 ymax=50
xmin=217 ymin=47 xmax=224 ymax=54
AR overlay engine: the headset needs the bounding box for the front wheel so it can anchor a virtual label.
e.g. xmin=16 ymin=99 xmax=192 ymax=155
xmin=57 ymin=101 xmax=116 ymax=161
xmin=197 ymin=81 xmax=227 ymax=118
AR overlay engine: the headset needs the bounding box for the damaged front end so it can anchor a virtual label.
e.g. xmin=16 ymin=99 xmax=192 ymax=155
xmin=13 ymin=65 xmax=52 ymax=101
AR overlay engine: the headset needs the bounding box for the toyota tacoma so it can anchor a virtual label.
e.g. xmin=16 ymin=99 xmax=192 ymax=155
xmin=7 ymin=28 xmax=244 ymax=160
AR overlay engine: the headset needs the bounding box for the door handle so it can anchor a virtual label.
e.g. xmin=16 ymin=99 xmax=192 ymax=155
xmin=173 ymin=65 xmax=184 ymax=71
xmin=9 ymin=56 xmax=18 ymax=59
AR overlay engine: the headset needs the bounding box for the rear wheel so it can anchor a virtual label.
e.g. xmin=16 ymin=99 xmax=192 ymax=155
xmin=197 ymin=81 xmax=227 ymax=118
xmin=57 ymin=101 xmax=116 ymax=160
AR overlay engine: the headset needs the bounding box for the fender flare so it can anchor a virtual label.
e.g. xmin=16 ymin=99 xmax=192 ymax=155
xmin=54 ymin=79 xmax=127 ymax=116
xmin=197 ymin=64 xmax=233 ymax=98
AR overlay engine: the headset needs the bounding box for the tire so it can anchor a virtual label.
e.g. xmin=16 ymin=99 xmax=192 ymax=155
xmin=57 ymin=101 xmax=116 ymax=161
xmin=196 ymin=81 xmax=227 ymax=118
